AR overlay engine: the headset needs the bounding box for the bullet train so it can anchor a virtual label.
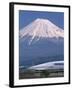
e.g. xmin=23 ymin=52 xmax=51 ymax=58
xmin=28 ymin=61 xmax=64 ymax=71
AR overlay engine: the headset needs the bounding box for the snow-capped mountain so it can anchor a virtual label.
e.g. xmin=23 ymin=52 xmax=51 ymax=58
xmin=20 ymin=18 xmax=64 ymax=45
xmin=19 ymin=18 xmax=64 ymax=64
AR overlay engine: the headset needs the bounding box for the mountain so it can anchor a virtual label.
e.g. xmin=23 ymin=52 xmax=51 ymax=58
xmin=20 ymin=18 xmax=64 ymax=45
xmin=19 ymin=18 xmax=64 ymax=67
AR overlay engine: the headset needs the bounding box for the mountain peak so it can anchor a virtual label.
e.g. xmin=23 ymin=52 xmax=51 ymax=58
xmin=35 ymin=18 xmax=48 ymax=22
xmin=35 ymin=18 xmax=54 ymax=25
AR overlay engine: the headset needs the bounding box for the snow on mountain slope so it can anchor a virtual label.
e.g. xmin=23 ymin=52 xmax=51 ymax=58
xmin=20 ymin=18 xmax=64 ymax=45
xmin=28 ymin=61 xmax=64 ymax=70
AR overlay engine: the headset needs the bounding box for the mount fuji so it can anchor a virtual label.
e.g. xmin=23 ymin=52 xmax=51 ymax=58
xmin=19 ymin=18 xmax=64 ymax=67
xmin=20 ymin=18 xmax=64 ymax=45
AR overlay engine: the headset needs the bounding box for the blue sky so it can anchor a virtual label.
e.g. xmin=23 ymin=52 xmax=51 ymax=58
xmin=19 ymin=10 xmax=64 ymax=30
